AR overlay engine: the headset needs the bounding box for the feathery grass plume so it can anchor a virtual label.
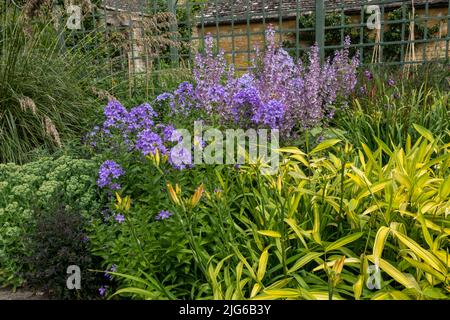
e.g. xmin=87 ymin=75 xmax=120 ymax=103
xmin=92 ymin=86 xmax=117 ymax=102
xmin=22 ymin=0 xmax=51 ymax=35
xmin=140 ymin=11 xmax=181 ymax=59
xmin=44 ymin=116 xmax=62 ymax=148
xmin=19 ymin=96 xmax=37 ymax=115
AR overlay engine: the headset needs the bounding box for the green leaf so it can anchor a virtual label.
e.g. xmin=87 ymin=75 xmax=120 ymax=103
xmin=413 ymin=124 xmax=434 ymax=142
xmin=257 ymin=247 xmax=270 ymax=281
xmin=367 ymin=256 xmax=420 ymax=291
xmin=257 ymin=230 xmax=282 ymax=238
xmin=277 ymin=147 xmax=306 ymax=155
xmin=312 ymin=204 xmax=321 ymax=244
xmin=263 ymin=288 xmax=303 ymax=298
xmin=373 ymin=227 xmax=391 ymax=264
xmin=310 ymin=139 xmax=341 ymax=155
xmin=288 ymin=252 xmax=323 ymax=274
xmin=111 ymin=287 xmax=157 ymax=299
xmin=422 ymin=287 xmax=448 ymax=299
xmin=392 ymin=230 xmax=447 ymax=274
xmin=325 ymin=232 xmax=363 ymax=252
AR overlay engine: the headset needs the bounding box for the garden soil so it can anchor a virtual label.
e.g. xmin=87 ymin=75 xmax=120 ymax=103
xmin=0 ymin=288 xmax=47 ymax=300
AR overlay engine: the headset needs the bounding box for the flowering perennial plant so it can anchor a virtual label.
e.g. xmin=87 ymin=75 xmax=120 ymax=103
xmin=97 ymin=160 xmax=125 ymax=190
xmin=90 ymin=99 xmax=188 ymax=187
xmin=89 ymin=100 xmax=176 ymax=156
xmin=157 ymin=26 xmax=359 ymax=136
xmin=91 ymin=27 xmax=359 ymax=190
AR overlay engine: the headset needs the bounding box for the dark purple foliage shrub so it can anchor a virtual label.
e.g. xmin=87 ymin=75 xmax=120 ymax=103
xmin=22 ymin=205 xmax=102 ymax=299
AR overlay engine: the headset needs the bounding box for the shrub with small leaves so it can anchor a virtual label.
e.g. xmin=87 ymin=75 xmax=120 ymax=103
xmin=22 ymin=205 xmax=102 ymax=300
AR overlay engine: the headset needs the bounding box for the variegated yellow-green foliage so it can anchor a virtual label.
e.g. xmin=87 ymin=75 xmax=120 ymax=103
xmin=109 ymin=126 xmax=448 ymax=300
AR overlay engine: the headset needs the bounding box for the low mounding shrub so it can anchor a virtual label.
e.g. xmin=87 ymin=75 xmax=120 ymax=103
xmin=23 ymin=205 xmax=102 ymax=299
xmin=0 ymin=156 xmax=100 ymax=288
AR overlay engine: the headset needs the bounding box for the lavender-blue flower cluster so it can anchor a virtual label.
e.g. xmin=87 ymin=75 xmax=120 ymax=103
xmin=92 ymin=100 xmax=190 ymax=189
xmin=159 ymin=26 xmax=359 ymax=136
xmin=97 ymin=160 xmax=125 ymax=190
xmin=92 ymin=100 xmax=180 ymax=160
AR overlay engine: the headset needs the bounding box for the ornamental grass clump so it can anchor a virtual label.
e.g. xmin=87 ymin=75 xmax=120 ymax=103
xmin=0 ymin=7 xmax=108 ymax=163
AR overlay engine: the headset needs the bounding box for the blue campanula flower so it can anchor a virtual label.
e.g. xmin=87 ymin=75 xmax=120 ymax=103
xmin=155 ymin=210 xmax=173 ymax=220
xmin=114 ymin=214 xmax=125 ymax=224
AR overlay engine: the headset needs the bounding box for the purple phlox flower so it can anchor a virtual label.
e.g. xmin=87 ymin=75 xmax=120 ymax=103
xmin=156 ymin=92 xmax=174 ymax=102
xmin=84 ymin=125 xmax=101 ymax=148
xmin=161 ymin=124 xmax=177 ymax=142
xmin=103 ymin=100 xmax=128 ymax=131
xmin=155 ymin=210 xmax=173 ymax=220
xmin=229 ymin=73 xmax=262 ymax=124
xmin=99 ymin=286 xmax=107 ymax=297
xmin=168 ymin=128 xmax=184 ymax=143
xmin=109 ymin=183 xmax=121 ymax=190
xmin=207 ymin=85 xmax=227 ymax=104
xmin=173 ymin=82 xmax=195 ymax=114
xmin=251 ymin=99 xmax=286 ymax=129
xmin=161 ymin=92 xmax=188 ymax=116
xmin=87 ymin=125 xmax=100 ymax=138
xmin=136 ymin=129 xmax=167 ymax=156
xmin=387 ymin=78 xmax=395 ymax=87
xmin=97 ymin=160 xmax=125 ymax=189
xmin=115 ymin=214 xmax=125 ymax=224
xmin=175 ymin=81 xmax=194 ymax=97
xmin=126 ymin=103 xmax=157 ymax=132
xmin=169 ymin=146 xmax=192 ymax=170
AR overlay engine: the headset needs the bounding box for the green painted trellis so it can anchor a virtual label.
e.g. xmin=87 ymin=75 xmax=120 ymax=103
xmin=93 ymin=0 xmax=450 ymax=93
xmin=2 ymin=0 xmax=449 ymax=76
xmin=43 ymin=0 xmax=450 ymax=71
xmin=185 ymin=0 xmax=450 ymax=68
